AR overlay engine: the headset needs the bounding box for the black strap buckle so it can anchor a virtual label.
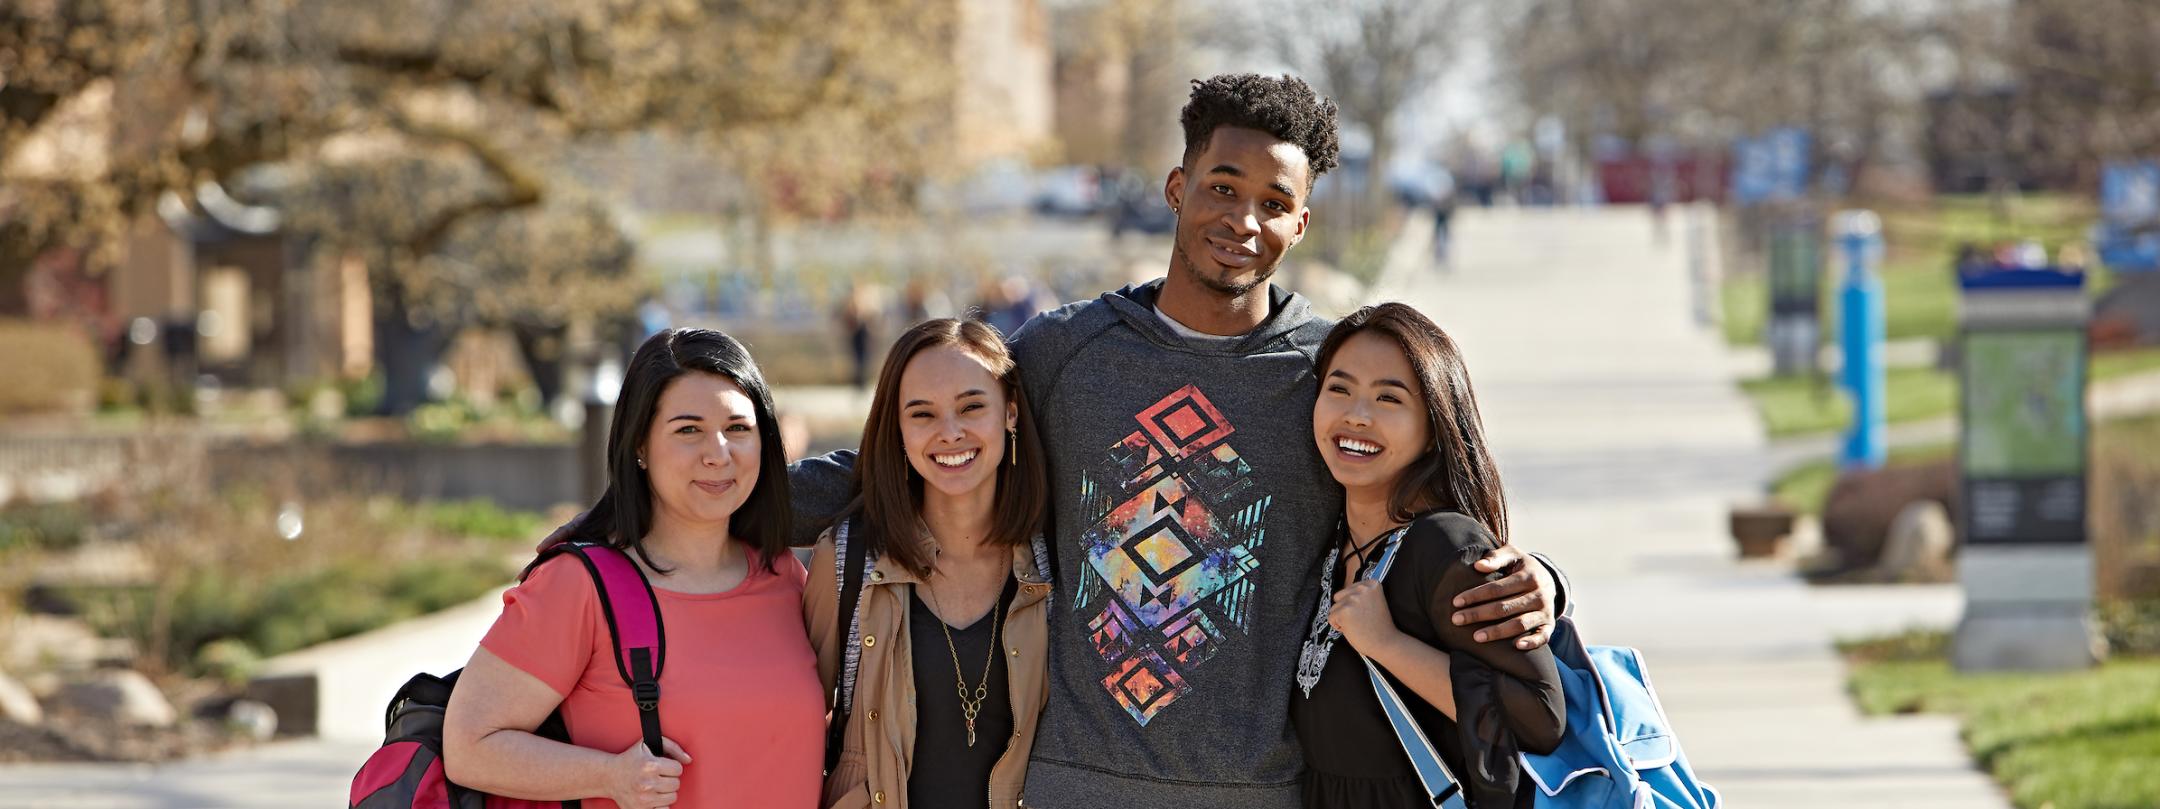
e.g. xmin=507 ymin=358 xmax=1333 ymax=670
xmin=633 ymin=681 xmax=660 ymax=711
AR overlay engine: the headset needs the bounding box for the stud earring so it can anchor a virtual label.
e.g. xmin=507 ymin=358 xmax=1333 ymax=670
xmin=636 ymin=456 xmax=646 ymax=469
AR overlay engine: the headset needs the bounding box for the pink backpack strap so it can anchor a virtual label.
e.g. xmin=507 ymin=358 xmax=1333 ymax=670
xmin=530 ymin=543 xmax=666 ymax=756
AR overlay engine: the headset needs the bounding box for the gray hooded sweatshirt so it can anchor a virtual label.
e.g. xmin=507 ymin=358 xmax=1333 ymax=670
xmin=1005 ymin=280 xmax=1338 ymax=807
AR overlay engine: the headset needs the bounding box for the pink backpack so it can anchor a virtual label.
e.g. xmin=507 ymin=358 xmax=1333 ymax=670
xmin=349 ymin=543 xmax=666 ymax=808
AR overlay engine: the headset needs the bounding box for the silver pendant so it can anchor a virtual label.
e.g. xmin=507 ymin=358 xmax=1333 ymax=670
xmin=1295 ymin=549 xmax=1342 ymax=698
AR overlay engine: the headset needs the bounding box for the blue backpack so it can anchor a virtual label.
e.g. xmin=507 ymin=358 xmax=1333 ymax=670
xmin=1360 ymin=542 xmax=1721 ymax=809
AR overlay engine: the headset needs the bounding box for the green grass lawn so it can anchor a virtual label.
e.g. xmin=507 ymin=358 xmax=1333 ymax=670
xmin=1721 ymin=193 xmax=2116 ymax=348
xmin=1739 ymin=365 xmax=1959 ymax=437
xmin=1874 ymin=260 xmax=1963 ymax=344
xmin=1741 ymin=345 xmax=2160 ymax=439
xmin=2095 ymin=347 xmax=2160 ymax=380
xmin=1720 ymin=271 xmax=1768 ymax=347
xmin=1842 ymin=632 xmax=2160 ymax=809
xmin=1770 ymin=442 xmax=1956 ymax=514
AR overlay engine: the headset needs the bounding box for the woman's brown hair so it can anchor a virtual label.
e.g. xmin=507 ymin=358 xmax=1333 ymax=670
xmin=850 ymin=318 xmax=1048 ymax=577
xmin=1316 ymin=302 xmax=1509 ymax=544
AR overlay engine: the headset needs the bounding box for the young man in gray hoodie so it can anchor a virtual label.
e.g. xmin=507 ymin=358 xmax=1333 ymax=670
xmin=778 ymin=74 xmax=1570 ymax=808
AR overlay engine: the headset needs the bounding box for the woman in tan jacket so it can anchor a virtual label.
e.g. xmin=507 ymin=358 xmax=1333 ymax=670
xmin=803 ymin=318 xmax=1052 ymax=809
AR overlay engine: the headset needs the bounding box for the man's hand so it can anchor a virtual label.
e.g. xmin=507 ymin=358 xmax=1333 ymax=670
xmin=1450 ymin=544 xmax=1557 ymax=650
xmin=534 ymin=511 xmax=585 ymax=554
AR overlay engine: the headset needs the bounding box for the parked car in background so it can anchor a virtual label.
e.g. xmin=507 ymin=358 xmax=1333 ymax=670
xmin=917 ymin=158 xmax=1036 ymax=217
xmin=1034 ymin=165 xmax=1106 ymax=217
xmin=1107 ymin=173 xmax=1176 ymax=236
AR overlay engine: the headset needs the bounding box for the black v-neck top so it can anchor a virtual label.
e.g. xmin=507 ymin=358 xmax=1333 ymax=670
xmin=907 ymin=576 xmax=1020 ymax=809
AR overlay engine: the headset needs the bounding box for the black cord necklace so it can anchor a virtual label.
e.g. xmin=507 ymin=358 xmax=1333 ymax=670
xmin=1344 ymin=527 xmax=1394 ymax=579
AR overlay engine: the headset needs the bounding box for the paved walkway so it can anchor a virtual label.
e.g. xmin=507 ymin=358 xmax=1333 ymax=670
xmin=0 ymin=739 xmax=378 ymax=808
xmin=1371 ymin=204 xmax=2005 ymax=807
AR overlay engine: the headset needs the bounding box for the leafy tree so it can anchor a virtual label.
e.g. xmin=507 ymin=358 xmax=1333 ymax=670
xmin=4 ymin=0 xmax=957 ymax=411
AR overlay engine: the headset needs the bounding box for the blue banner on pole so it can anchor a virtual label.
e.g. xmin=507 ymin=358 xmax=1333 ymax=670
xmin=1731 ymin=128 xmax=1810 ymax=206
xmin=2102 ymin=161 xmax=2160 ymax=226
xmin=2098 ymin=160 xmax=2160 ymax=272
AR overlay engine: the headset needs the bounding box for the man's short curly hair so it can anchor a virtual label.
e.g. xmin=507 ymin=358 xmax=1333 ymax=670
xmin=1179 ymin=73 xmax=1342 ymax=187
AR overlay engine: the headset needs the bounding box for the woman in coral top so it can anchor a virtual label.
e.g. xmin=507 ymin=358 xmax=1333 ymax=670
xmin=445 ymin=328 xmax=824 ymax=809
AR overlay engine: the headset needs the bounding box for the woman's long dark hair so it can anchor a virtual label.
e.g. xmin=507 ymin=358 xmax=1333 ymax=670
xmin=850 ymin=318 xmax=1047 ymax=579
xmin=563 ymin=328 xmax=793 ymax=573
xmin=1317 ymin=303 xmax=1508 ymax=544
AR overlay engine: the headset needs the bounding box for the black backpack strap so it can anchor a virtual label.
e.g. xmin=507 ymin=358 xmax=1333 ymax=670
xmin=535 ymin=543 xmax=668 ymax=757
xmin=824 ymin=515 xmax=870 ymax=776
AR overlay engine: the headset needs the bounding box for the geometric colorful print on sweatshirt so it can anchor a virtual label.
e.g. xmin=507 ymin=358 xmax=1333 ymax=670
xmin=1076 ymin=382 xmax=1269 ymax=725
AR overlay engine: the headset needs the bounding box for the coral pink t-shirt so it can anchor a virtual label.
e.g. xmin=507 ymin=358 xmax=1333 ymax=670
xmin=481 ymin=547 xmax=824 ymax=809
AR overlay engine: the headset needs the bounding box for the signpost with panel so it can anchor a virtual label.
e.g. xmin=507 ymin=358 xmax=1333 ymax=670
xmin=1952 ymin=267 xmax=2103 ymax=671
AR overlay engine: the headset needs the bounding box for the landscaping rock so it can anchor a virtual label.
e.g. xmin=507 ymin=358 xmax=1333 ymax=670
xmin=2 ymin=613 xmax=137 ymax=673
xmin=51 ymin=670 xmax=178 ymax=728
xmin=0 ymin=669 xmax=42 ymax=726
xmin=1877 ymin=500 xmax=1956 ymax=583
xmin=0 ymin=720 xmax=99 ymax=763
xmin=22 ymin=670 xmax=62 ymax=699
xmin=1820 ymin=459 xmax=1957 ymax=576
xmin=226 ymin=699 xmax=279 ymax=742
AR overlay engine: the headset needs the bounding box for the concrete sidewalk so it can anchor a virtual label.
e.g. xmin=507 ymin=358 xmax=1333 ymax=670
xmin=1373 ymin=204 xmax=2006 ymax=807
xmin=0 ymin=739 xmax=377 ymax=808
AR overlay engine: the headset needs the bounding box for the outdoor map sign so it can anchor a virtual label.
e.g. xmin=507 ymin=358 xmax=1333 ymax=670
xmin=1961 ymin=329 xmax=2086 ymax=544
xmin=1952 ymin=267 xmax=2099 ymax=671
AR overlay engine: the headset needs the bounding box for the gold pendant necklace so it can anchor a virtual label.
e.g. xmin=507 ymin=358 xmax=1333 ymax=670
xmin=924 ymin=582 xmax=1002 ymax=747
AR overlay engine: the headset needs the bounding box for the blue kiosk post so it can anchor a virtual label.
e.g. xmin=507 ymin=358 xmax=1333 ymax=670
xmin=1834 ymin=210 xmax=1885 ymax=470
xmin=1951 ymin=266 xmax=2102 ymax=671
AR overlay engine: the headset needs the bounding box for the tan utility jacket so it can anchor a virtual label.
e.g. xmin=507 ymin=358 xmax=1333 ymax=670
xmin=803 ymin=523 xmax=1053 ymax=809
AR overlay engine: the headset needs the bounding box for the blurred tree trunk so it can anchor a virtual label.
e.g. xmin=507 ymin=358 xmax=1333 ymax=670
xmin=372 ymin=279 xmax=452 ymax=418
xmin=511 ymin=322 xmax=569 ymax=411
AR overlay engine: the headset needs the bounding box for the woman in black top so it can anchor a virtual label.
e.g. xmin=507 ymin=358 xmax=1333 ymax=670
xmin=1291 ymin=303 xmax=1566 ymax=809
xmin=904 ymin=576 xmax=1017 ymax=808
